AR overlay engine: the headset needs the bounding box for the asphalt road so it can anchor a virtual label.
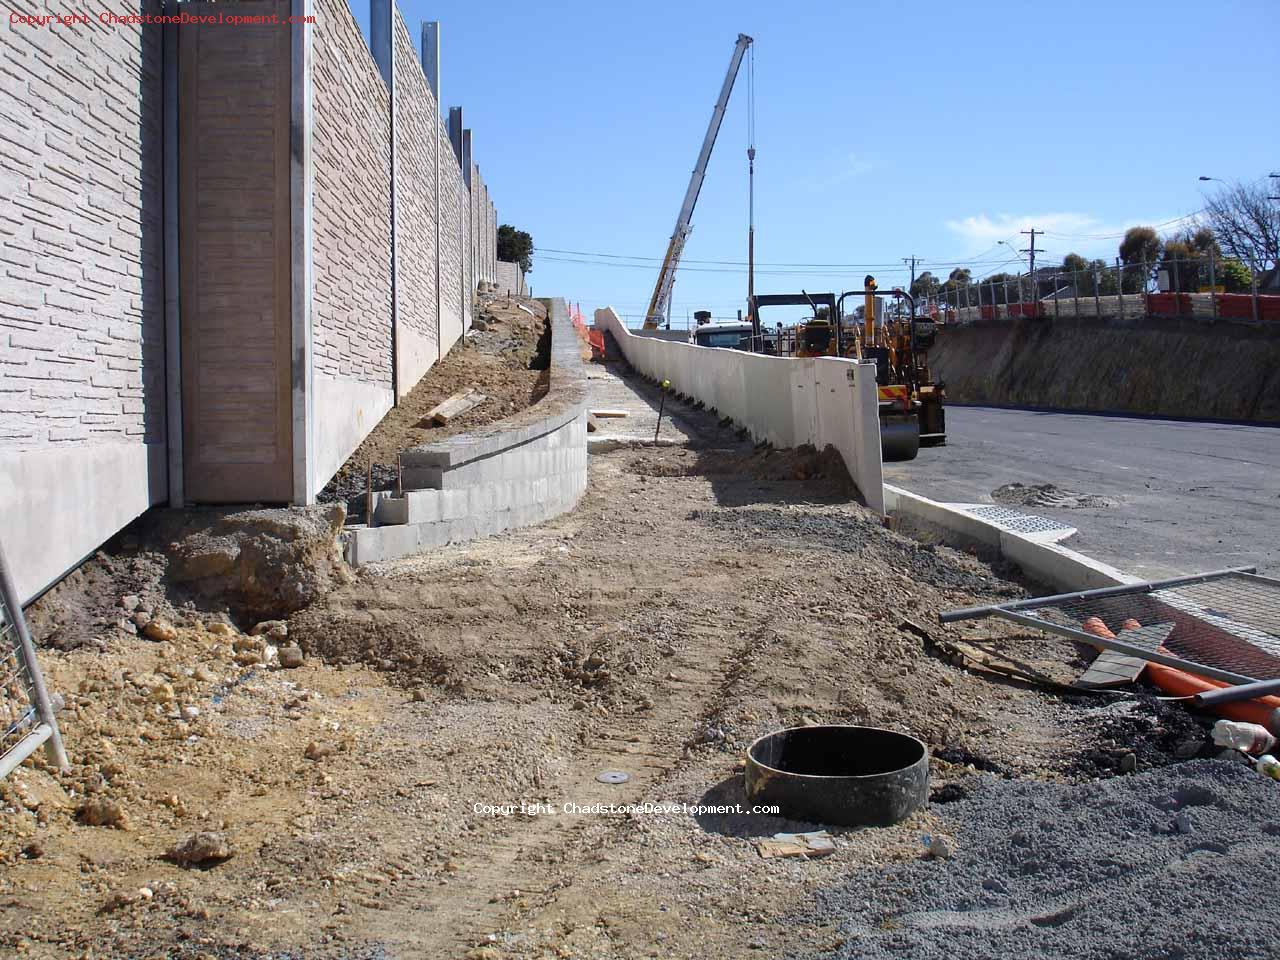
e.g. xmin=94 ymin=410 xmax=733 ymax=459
xmin=882 ymin=406 xmax=1280 ymax=580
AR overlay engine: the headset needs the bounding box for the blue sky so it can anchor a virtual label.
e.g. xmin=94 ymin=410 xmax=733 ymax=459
xmin=368 ymin=0 xmax=1278 ymax=326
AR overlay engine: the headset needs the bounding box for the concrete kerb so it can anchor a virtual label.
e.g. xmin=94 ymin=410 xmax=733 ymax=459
xmin=341 ymin=297 xmax=589 ymax=566
xmin=883 ymin=483 xmax=1140 ymax=592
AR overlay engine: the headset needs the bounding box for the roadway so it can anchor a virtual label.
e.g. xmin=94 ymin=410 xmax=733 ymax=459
xmin=882 ymin=406 xmax=1280 ymax=580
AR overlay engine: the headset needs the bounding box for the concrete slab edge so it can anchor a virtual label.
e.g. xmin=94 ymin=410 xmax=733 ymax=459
xmin=883 ymin=482 xmax=1141 ymax=592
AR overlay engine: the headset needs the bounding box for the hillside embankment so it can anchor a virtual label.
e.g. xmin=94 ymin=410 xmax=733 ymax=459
xmin=929 ymin=317 xmax=1280 ymax=421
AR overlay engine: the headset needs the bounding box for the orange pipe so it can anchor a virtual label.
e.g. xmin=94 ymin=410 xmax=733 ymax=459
xmin=1144 ymin=661 xmax=1280 ymax=727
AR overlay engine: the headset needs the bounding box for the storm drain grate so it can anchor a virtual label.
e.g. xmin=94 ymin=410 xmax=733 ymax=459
xmin=941 ymin=568 xmax=1280 ymax=686
xmin=965 ymin=505 xmax=1074 ymax=536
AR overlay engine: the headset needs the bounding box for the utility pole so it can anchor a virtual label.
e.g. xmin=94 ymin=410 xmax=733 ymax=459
xmin=903 ymin=255 xmax=918 ymax=291
xmin=1020 ymin=228 xmax=1042 ymax=302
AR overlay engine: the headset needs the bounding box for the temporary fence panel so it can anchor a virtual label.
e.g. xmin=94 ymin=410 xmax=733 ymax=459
xmin=0 ymin=538 xmax=68 ymax=779
xmin=941 ymin=568 xmax=1280 ymax=688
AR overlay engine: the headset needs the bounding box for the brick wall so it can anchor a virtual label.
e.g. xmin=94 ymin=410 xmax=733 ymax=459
xmin=0 ymin=1 xmax=164 ymax=448
xmin=312 ymin=0 xmax=392 ymax=387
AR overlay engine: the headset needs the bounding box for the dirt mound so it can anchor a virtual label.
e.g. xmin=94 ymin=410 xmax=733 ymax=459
xmin=992 ymin=482 xmax=1118 ymax=509
xmin=165 ymin=504 xmax=350 ymax=621
xmin=27 ymin=504 xmax=350 ymax=650
xmin=931 ymin=318 xmax=1280 ymax=421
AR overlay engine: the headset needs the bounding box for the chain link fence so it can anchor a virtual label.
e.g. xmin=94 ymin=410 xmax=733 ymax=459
xmin=917 ymin=256 xmax=1279 ymax=326
xmin=0 ymin=539 xmax=68 ymax=779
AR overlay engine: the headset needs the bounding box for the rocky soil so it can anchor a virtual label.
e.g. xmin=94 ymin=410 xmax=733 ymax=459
xmin=0 ymin=368 xmax=1239 ymax=960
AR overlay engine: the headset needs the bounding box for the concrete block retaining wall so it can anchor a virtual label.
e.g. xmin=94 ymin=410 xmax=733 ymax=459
xmin=594 ymin=307 xmax=885 ymax=513
xmin=343 ymin=297 xmax=588 ymax=565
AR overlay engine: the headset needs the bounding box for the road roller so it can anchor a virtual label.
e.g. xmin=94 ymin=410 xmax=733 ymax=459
xmin=747 ymin=285 xmax=945 ymax=462
xmin=837 ymin=277 xmax=945 ymax=460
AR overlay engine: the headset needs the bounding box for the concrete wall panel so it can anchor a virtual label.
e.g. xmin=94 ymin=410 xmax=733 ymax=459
xmin=0 ymin=7 xmax=164 ymax=601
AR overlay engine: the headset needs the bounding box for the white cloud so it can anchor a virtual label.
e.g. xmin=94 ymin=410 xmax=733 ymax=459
xmin=943 ymin=211 xmax=1192 ymax=263
xmin=796 ymin=152 xmax=873 ymax=192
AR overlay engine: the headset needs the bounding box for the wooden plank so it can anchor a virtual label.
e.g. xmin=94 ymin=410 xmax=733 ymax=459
xmin=1075 ymin=623 xmax=1174 ymax=689
xmin=425 ymin=388 xmax=487 ymax=426
xmin=589 ymin=409 xmax=629 ymax=419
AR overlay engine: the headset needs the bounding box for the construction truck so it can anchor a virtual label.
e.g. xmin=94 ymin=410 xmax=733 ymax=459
xmin=748 ymin=282 xmax=945 ymax=461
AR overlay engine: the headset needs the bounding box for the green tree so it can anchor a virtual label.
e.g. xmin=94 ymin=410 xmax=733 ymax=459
xmin=1219 ymin=259 xmax=1253 ymax=293
xmin=980 ymin=272 xmax=1017 ymax=304
xmin=497 ymin=224 xmax=534 ymax=273
xmin=939 ymin=267 xmax=972 ymax=306
xmin=1119 ymin=226 xmax=1162 ymax=293
xmin=910 ymin=271 xmax=939 ymax=302
xmin=1062 ymin=252 xmax=1089 ymax=275
xmin=1159 ymin=227 xmax=1220 ymax=291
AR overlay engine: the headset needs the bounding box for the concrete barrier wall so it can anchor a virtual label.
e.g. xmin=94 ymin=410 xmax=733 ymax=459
xmin=594 ymin=308 xmax=884 ymax=513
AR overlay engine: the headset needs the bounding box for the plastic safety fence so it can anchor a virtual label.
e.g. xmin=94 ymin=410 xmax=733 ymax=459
xmin=940 ymin=568 xmax=1280 ymax=687
xmin=568 ymin=302 xmax=605 ymax=359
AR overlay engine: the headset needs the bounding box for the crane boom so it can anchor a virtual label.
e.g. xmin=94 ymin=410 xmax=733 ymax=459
xmin=643 ymin=33 xmax=753 ymax=329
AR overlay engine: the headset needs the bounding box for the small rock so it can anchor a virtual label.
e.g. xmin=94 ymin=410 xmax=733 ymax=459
xmin=234 ymin=650 xmax=262 ymax=666
xmin=193 ymin=665 xmax=217 ymax=683
xmin=410 ymin=687 xmax=429 ymax=702
xmin=233 ymin=635 xmax=264 ymax=653
xmin=584 ymin=653 xmax=606 ymax=670
xmin=102 ymin=889 xmax=138 ymax=912
xmin=206 ymin=622 xmax=236 ymax=638
xmin=149 ymin=682 xmax=176 ymax=704
xmin=167 ymin=831 xmax=233 ymax=866
xmin=927 ymin=835 xmax=956 ymax=859
xmin=277 ymin=645 xmax=305 ymax=669
xmin=118 ymin=618 xmax=138 ymax=636
xmin=78 ymin=798 xmax=127 ymax=829
xmin=143 ymin=620 xmax=177 ymax=643
xmin=1174 ymin=740 xmax=1202 ymax=759
xmin=21 ymin=841 xmax=44 ymax=859
xmin=131 ymin=611 xmax=152 ymax=629
xmin=304 ymin=740 xmax=337 ymax=761
xmin=250 ymin=620 xmax=288 ymax=641
xmin=180 ymin=705 xmax=200 ymax=721
xmin=120 ymin=595 xmax=142 ymax=612
xmin=1119 ymin=752 xmax=1138 ymax=773
xmin=1174 ymin=810 xmax=1194 ymax=834
xmin=471 ymin=318 xmax=489 ymax=332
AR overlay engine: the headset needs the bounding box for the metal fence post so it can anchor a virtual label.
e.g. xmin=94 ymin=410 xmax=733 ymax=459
xmin=1115 ymin=257 xmax=1123 ymax=321
xmin=1208 ymin=256 xmax=1217 ymax=322
xmin=1073 ymin=268 xmax=1080 ymax=318
xmin=1251 ymin=259 xmax=1260 ymax=323
xmin=1093 ymin=266 xmax=1102 ymax=318
xmin=0 ymin=538 xmax=68 ymax=775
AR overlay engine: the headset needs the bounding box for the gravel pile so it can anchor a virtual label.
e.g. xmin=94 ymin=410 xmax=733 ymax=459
xmin=691 ymin=503 xmax=1024 ymax=596
xmin=808 ymin=759 xmax=1279 ymax=960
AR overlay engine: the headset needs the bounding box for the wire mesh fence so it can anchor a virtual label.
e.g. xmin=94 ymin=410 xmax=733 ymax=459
xmin=941 ymin=569 xmax=1280 ymax=688
xmin=0 ymin=538 xmax=67 ymax=779
xmin=915 ymin=256 xmax=1279 ymax=326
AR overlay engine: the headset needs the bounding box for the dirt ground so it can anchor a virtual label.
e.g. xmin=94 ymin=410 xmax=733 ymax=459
xmin=1 ymin=376 xmax=1218 ymax=960
xmin=319 ymin=294 xmax=551 ymax=518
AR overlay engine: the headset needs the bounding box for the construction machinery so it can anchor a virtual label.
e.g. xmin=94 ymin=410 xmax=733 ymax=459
xmin=837 ymin=278 xmax=946 ymax=458
xmin=748 ymin=281 xmax=945 ymax=461
xmin=643 ymin=34 xmax=753 ymax=329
